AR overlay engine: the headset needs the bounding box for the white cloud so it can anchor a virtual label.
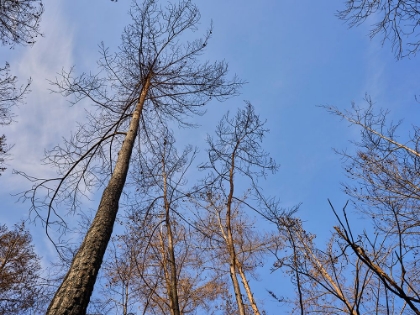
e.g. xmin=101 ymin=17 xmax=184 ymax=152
xmin=0 ymin=0 xmax=85 ymax=230
xmin=2 ymin=0 xmax=87 ymax=187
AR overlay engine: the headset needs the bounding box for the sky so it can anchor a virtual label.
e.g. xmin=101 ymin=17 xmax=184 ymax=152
xmin=1 ymin=0 xmax=420 ymax=313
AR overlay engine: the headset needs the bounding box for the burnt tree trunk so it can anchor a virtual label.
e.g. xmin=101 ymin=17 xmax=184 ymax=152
xmin=47 ymin=75 xmax=152 ymax=315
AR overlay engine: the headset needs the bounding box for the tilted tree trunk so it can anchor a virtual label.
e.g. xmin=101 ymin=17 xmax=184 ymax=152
xmin=226 ymin=230 xmax=246 ymax=315
xmin=47 ymin=75 xmax=151 ymax=315
xmin=283 ymin=219 xmax=359 ymax=315
xmin=237 ymin=264 xmax=261 ymax=315
xmin=302 ymin=245 xmax=358 ymax=315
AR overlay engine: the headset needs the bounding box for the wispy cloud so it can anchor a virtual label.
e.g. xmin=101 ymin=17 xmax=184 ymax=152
xmin=2 ymin=0 xmax=86 ymax=189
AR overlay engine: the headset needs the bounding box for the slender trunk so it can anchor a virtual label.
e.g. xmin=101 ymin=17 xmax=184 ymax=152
xmin=335 ymin=227 xmax=420 ymax=315
xmin=224 ymin=149 xmax=246 ymax=315
xmin=294 ymin=228 xmax=358 ymax=315
xmin=159 ymin=228 xmax=176 ymax=315
xmin=226 ymin=224 xmax=246 ymax=315
xmin=47 ymin=75 xmax=152 ymax=315
xmin=237 ymin=264 xmax=261 ymax=315
xmin=123 ymin=281 xmax=129 ymax=315
xmin=289 ymin=234 xmax=304 ymax=315
xmin=163 ymin=168 xmax=181 ymax=315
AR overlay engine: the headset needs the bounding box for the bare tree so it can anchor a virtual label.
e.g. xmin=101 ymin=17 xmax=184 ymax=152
xmin=92 ymin=129 xmax=228 ymax=315
xmin=273 ymin=213 xmax=405 ymax=314
xmin=0 ymin=62 xmax=31 ymax=174
xmin=0 ymin=0 xmax=41 ymax=173
xmin=18 ymin=1 xmax=241 ymax=314
xmin=129 ymin=128 xmax=192 ymax=315
xmin=133 ymin=128 xmax=226 ymax=315
xmin=319 ymin=99 xmax=420 ymax=313
xmin=96 ymin=207 xmax=227 ymax=315
xmin=197 ymin=102 xmax=281 ymax=315
xmin=195 ymin=197 xmax=278 ymax=315
xmin=0 ymin=0 xmax=43 ymax=47
xmin=337 ymin=0 xmax=420 ymax=58
xmin=0 ymin=222 xmax=46 ymax=315
xmin=265 ymin=99 xmax=420 ymax=314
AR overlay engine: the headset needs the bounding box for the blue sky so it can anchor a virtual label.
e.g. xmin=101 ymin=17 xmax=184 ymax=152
xmin=1 ymin=0 xmax=420 ymax=313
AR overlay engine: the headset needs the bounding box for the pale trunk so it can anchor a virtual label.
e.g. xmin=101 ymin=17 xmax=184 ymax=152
xmin=226 ymin=225 xmax=246 ymax=315
xmin=47 ymin=75 xmax=152 ymax=315
xmin=123 ymin=282 xmax=129 ymax=315
xmin=225 ymin=149 xmax=246 ymax=315
xmin=159 ymin=229 xmax=176 ymax=315
xmin=237 ymin=264 xmax=261 ymax=315
xmin=297 ymin=232 xmax=358 ymax=315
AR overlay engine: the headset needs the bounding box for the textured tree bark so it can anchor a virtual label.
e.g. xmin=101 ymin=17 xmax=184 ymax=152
xmin=46 ymin=75 xmax=151 ymax=315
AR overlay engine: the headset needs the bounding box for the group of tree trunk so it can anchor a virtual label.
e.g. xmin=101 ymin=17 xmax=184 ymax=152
xmin=2 ymin=0 xmax=420 ymax=314
xmin=270 ymin=100 xmax=420 ymax=314
xmin=86 ymin=110 xmax=280 ymax=314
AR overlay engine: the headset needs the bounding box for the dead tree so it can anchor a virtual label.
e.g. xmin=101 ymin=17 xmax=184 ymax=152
xmin=269 ymin=100 xmax=420 ymax=314
xmin=321 ymin=100 xmax=420 ymax=313
xmin=197 ymin=102 xmax=280 ymax=315
xmin=18 ymin=1 xmax=241 ymax=314
xmin=131 ymin=128 xmax=227 ymax=315
xmin=0 ymin=0 xmax=43 ymax=47
xmin=0 ymin=0 xmax=41 ymax=173
xmin=0 ymin=62 xmax=31 ymax=175
xmin=132 ymin=128 xmax=190 ymax=315
xmin=273 ymin=213 xmax=403 ymax=315
xmin=93 ymin=129 xmax=227 ymax=314
xmin=337 ymin=0 xmax=420 ymax=58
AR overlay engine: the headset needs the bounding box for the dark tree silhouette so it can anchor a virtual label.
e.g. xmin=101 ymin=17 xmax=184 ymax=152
xmin=0 ymin=0 xmax=43 ymax=47
xmin=0 ymin=62 xmax=30 ymax=174
xmin=338 ymin=0 xmax=420 ymax=58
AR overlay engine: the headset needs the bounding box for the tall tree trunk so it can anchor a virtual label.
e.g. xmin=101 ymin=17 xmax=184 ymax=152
xmin=293 ymin=226 xmax=358 ymax=315
xmin=123 ymin=281 xmax=129 ymax=315
xmin=47 ymin=75 xmax=152 ymax=315
xmin=225 ymin=224 xmax=246 ymax=315
xmin=159 ymin=229 xmax=176 ymax=315
xmin=224 ymin=150 xmax=246 ymax=315
xmin=237 ymin=264 xmax=261 ymax=315
xmin=163 ymin=168 xmax=181 ymax=315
